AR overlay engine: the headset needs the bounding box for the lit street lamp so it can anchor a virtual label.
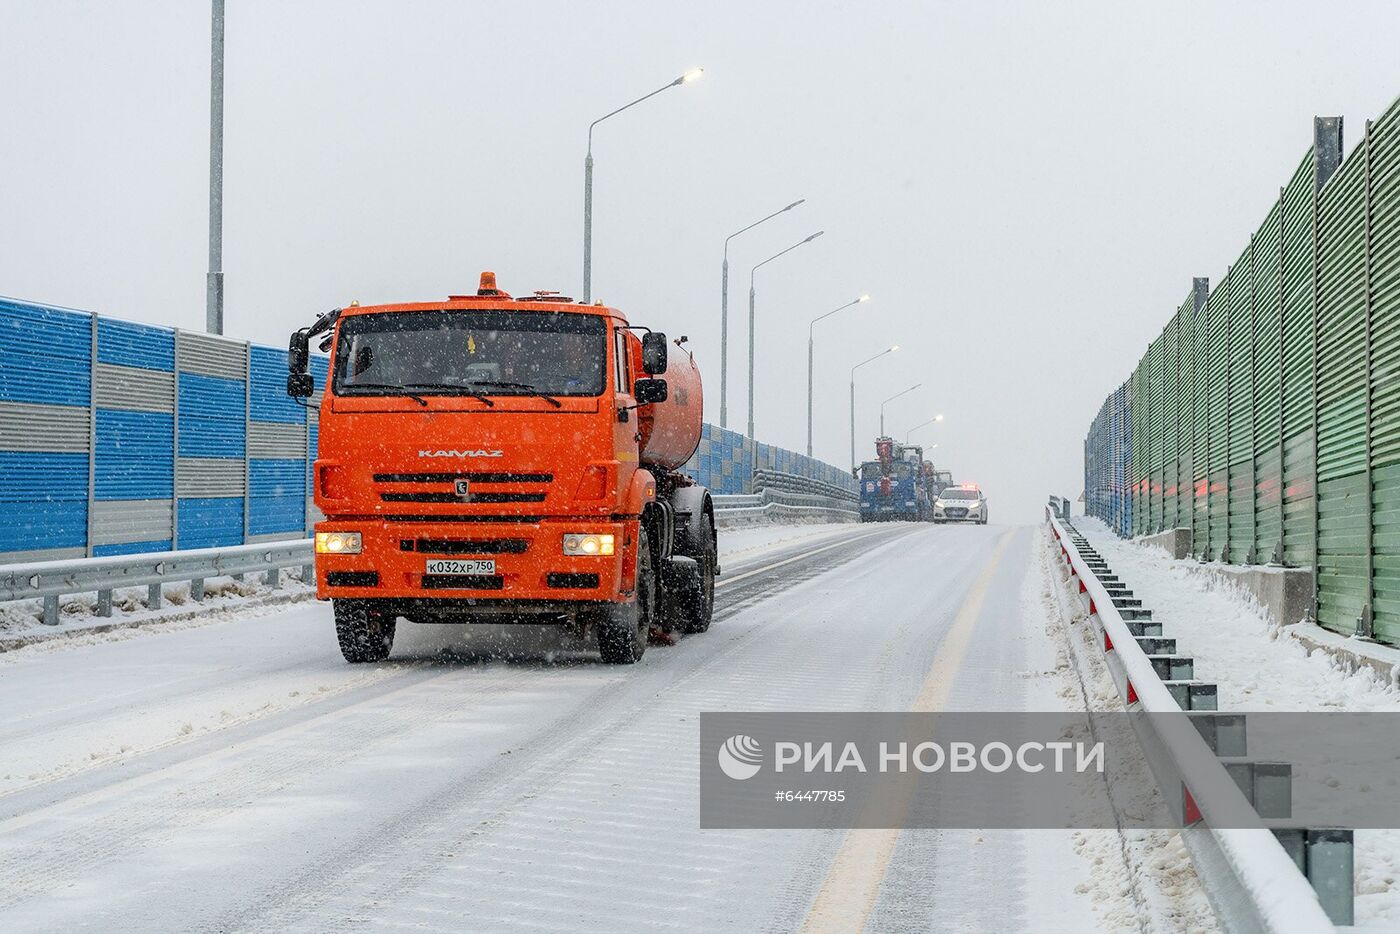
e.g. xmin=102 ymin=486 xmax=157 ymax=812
xmin=582 ymin=68 xmax=703 ymax=303
xmin=904 ymin=414 xmax=944 ymax=443
xmin=720 ymin=199 xmax=805 ymax=428
xmin=850 ymin=345 xmax=899 ymax=473
xmin=879 ymin=384 xmax=922 ymax=435
xmin=808 ymin=295 xmax=870 ymax=457
xmin=748 ymin=231 xmax=824 ymax=438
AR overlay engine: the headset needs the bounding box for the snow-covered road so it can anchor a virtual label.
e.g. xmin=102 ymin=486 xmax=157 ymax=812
xmin=0 ymin=523 xmax=1145 ymax=932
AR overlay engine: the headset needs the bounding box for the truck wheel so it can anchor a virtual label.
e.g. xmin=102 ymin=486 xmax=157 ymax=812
xmin=334 ymin=600 xmax=395 ymax=663
xmin=680 ymin=512 xmax=716 ymax=634
xmin=598 ymin=526 xmax=653 ymax=664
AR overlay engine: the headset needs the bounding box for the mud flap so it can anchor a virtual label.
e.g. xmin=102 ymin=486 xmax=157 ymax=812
xmin=658 ymin=554 xmax=702 ymax=633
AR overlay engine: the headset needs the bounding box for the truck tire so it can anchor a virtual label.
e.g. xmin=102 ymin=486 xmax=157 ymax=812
xmin=679 ymin=511 xmax=716 ymax=634
xmin=598 ymin=526 xmax=654 ymax=664
xmin=334 ymin=600 xmax=395 ymax=663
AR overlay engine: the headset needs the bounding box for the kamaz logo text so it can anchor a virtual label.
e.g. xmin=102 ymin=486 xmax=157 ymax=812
xmin=417 ymin=449 xmax=504 ymax=458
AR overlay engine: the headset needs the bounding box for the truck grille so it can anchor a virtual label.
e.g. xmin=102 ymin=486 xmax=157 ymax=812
xmin=374 ymin=472 xmax=553 ymax=507
xmin=420 ymin=574 xmax=505 ymax=590
xmin=547 ymin=572 xmax=599 ymax=589
xmin=407 ymin=538 xmax=529 ymax=554
xmin=380 ymin=491 xmax=546 ymax=504
xmin=373 ymin=472 xmax=554 ymax=483
xmin=383 ymin=514 xmax=542 ymax=523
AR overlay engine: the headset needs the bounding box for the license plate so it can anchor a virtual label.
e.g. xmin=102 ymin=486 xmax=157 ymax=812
xmin=425 ymin=559 xmax=496 ymax=575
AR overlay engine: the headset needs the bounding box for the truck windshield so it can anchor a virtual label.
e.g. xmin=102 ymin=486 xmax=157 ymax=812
xmin=333 ymin=310 xmax=607 ymax=398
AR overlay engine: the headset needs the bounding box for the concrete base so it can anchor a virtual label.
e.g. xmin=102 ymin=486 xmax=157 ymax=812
xmin=1136 ymin=546 xmax=1398 ymax=680
xmin=1141 ymin=527 xmax=1193 ymax=559
xmin=1209 ymin=563 xmax=1314 ymax=630
xmin=1285 ymin=620 xmax=1400 ymax=688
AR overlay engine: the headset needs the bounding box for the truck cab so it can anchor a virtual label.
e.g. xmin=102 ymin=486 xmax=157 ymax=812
xmin=288 ymin=273 xmax=716 ymax=665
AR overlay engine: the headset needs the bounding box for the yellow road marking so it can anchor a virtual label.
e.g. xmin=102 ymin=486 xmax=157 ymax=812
xmin=799 ymin=530 xmax=1015 ymax=934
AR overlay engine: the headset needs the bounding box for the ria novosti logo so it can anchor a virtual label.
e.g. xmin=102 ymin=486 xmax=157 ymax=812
xmin=717 ymin=734 xmax=763 ymax=780
xmin=715 ymin=735 xmax=1106 ymax=779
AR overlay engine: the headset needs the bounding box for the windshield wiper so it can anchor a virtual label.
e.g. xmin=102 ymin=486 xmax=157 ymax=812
xmin=341 ymin=383 xmax=429 ymax=406
xmin=401 ymin=384 xmax=496 ymax=407
xmin=463 ymin=381 xmax=563 ymax=408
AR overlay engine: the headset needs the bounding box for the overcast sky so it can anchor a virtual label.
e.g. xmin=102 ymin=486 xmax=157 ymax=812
xmin=2 ymin=1 xmax=1398 ymax=521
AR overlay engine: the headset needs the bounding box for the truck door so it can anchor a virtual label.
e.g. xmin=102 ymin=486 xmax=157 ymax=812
xmin=613 ymin=327 xmax=638 ymax=487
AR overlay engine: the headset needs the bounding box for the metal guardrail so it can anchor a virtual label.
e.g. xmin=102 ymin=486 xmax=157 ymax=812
xmin=752 ymin=469 xmax=859 ymax=503
xmin=1047 ymin=507 xmax=1337 ymax=933
xmin=713 ymin=489 xmax=859 ymax=525
xmin=0 ymin=541 xmax=314 ymax=626
xmin=0 ymin=476 xmax=858 ymax=626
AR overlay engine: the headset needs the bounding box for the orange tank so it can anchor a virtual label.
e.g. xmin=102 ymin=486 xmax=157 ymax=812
xmin=636 ymin=338 xmax=703 ymax=470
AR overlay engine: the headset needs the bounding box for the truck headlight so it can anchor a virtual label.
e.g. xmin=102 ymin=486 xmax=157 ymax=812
xmin=563 ymin=533 xmax=615 ymax=556
xmin=315 ymin=531 xmax=362 ymax=554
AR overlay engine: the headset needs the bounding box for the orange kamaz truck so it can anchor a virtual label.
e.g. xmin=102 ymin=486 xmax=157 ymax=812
xmin=287 ymin=272 xmax=717 ymax=664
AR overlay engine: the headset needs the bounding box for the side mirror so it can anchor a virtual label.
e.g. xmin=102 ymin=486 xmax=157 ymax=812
xmin=633 ymin=377 xmax=668 ymax=404
xmin=642 ymin=332 xmax=668 ymax=375
xmin=287 ymin=372 xmax=314 ymax=398
xmin=287 ymin=329 xmax=313 ymax=399
xmin=289 ymin=329 xmax=310 ymax=374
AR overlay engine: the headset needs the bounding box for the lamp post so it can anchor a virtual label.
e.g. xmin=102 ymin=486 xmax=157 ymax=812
xmin=582 ymin=67 xmax=703 ymax=304
xmin=720 ymin=199 xmax=805 ymax=428
xmin=879 ymin=384 xmax=922 ymax=436
xmin=808 ymin=294 xmax=870 ymax=457
xmin=850 ymin=345 xmax=898 ymax=473
xmin=748 ymin=231 xmax=824 ymax=438
xmin=904 ymin=414 xmax=944 ymax=443
xmin=206 ymin=0 xmax=225 ymax=334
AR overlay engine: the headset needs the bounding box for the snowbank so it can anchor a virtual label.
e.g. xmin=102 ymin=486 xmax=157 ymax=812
xmin=1076 ymin=516 xmax=1400 ymax=927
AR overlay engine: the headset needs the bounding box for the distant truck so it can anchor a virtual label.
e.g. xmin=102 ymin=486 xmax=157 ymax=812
xmin=288 ymin=272 xmax=717 ymax=665
xmin=856 ymin=437 xmax=939 ymax=522
xmin=929 ymin=468 xmax=954 ymax=499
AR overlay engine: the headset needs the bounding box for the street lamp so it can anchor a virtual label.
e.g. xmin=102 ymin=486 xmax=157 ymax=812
xmin=850 ymin=345 xmax=899 ymax=472
xmin=207 ymin=0 xmax=225 ymax=334
xmin=582 ymin=67 xmax=703 ymax=303
xmin=720 ymin=199 xmax=805 ymax=428
xmin=808 ymin=294 xmax=870 ymax=457
xmin=879 ymin=384 xmax=922 ymax=435
xmin=904 ymin=414 xmax=944 ymax=442
xmin=748 ymin=231 xmax=824 ymax=438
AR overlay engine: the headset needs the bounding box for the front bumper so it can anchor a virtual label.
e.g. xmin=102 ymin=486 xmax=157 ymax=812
xmin=314 ymin=518 xmax=632 ymax=605
xmin=934 ymin=506 xmax=980 ymax=522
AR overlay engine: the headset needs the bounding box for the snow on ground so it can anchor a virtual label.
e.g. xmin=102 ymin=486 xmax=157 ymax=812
xmin=1075 ymin=515 xmax=1400 ymax=928
xmin=713 ymin=520 xmax=858 ymax=561
xmin=0 ymin=518 xmax=1206 ymax=931
xmin=1037 ymin=525 xmax=1218 ymax=932
xmin=0 ymin=519 xmax=869 ymax=798
xmin=0 ymin=523 xmax=1122 ymax=931
xmin=0 ymin=601 xmax=406 ymax=798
